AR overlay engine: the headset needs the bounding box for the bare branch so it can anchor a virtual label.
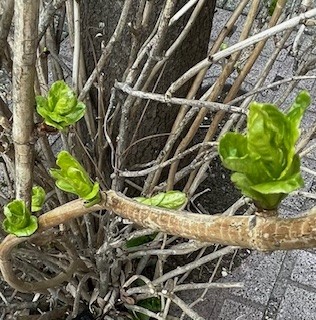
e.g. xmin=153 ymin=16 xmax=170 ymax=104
xmin=115 ymin=81 xmax=245 ymax=114
xmin=12 ymin=0 xmax=39 ymax=205
xmin=167 ymin=7 xmax=316 ymax=96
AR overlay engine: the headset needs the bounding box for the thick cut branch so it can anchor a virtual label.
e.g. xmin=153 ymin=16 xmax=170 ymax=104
xmin=1 ymin=191 xmax=316 ymax=292
xmin=12 ymin=0 xmax=39 ymax=205
xmin=105 ymin=191 xmax=316 ymax=251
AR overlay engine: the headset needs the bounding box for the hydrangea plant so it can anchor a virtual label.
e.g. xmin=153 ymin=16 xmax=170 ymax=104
xmin=219 ymin=91 xmax=311 ymax=210
xmin=50 ymin=151 xmax=100 ymax=207
xmin=36 ymin=80 xmax=86 ymax=130
xmin=3 ymin=200 xmax=38 ymax=237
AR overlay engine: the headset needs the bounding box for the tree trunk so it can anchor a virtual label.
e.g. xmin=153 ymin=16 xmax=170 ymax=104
xmin=81 ymin=0 xmax=216 ymax=187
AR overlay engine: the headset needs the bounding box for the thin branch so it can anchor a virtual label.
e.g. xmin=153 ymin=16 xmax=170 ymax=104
xmin=113 ymin=142 xmax=217 ymax=178
xmin=72 ymin=0 xmax=80 ymax=93
xmin=166 ymin=7 xmax=316 ymax=96
xmin=169 ymin=0 xmax=199 ymax=25
xmin=161 ymin=292 xmax=204 ymax=320
xmin=115 ymin=81 xmax=245 ymax=114
xmin=124 ymin=304 xmax=165 ymax=320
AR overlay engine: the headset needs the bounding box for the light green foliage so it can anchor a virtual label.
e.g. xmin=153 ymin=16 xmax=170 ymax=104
xmin=50 ymin=151 xmax=100 ymax=207
xmin=133 ymin=297 xmax=161 ymax=320
xmin=219 ymin=91 xmax=310 ymax=210
xmin=36 ymin=80 xmax=86 ymax=130
xmin=220 ymin=42 xmax=228 ymax=50
xmin=3 ymin=200 xmax=38 ymax=237
xmin=125 ymin=233 xmax=157 ymax=248
xmin=268 ymin=0 xmax=278 ymax=16
xmin=31 ymin=186 xmax=46 ymax=212
xmin=134 ymin=190 xmax=187 ymax=210
xmin=127 ymin=191 xmax=186 ymax=248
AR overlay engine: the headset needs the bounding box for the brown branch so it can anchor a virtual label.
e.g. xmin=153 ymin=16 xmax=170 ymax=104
xmin=1 ymin=191 xmax=316 ymax=292
xmin=105 ymin=191 xmax=316 ymax=251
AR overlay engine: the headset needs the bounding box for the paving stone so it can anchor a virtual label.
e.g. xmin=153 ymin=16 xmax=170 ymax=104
xmin=296 ymin=76 xmax=316 ymax=93
xmin=261 ymin=37 xmax=278 ymax=60
xmin=224 ymin=0 xmax=253 ymax=15
xmin=278 ymin=204 xmax=302 ymax=218
xmin=210 ymin=8 xmax=233 ymax=42
xmin=220 ymin=251 xmax=286 ymax=305
xmin=291 ymin=251 xmax=316 ymax=287
xmin=244 ymin=56 xmax=279 ymax=87
xmin=280 ymin=179 xmax=313 ymax=213
xmin=217 ymin=299 xmax=263 ymax=320
xmin=275 ymin=56 xmax=295 ymax=79
xmin=276 ymin=285 xmax=316 ymax=320
xmin=263 ymin=251 xmax=300 ymax=319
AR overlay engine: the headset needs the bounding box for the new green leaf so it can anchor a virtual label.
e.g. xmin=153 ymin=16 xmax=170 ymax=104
xmin=3 ymin=200 xmax=38 ymax=237
xmin=36 ymin=80 xmax=86 ymax=130
xmin=50 ymin=151 xmax=100 ymax=207
xmin=31 ymin=186 xmax=46 ymax=212
xmin=134 ymin=190 xmax=187 ymax=209
xmin=219 ymin=91 xmax=310 ymax=210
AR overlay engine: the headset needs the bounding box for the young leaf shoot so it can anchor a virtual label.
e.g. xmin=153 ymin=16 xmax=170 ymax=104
xmin=50 ymin=151 xmax=100 ymax=207
xmin=3 ymin=200 xmax=38 ymax=237
xmin=36 ymin=80 xmax=86 ymax=130
xmin=134 ymin=190 xmax=187 ymax=210
xmin=31 ymin=186 xmax=46 ymax=212
xmin=219 ymin=91 xmax=310 ymax=210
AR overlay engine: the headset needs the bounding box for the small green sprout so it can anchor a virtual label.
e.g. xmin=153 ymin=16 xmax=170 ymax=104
xmin=268 ymin=0 xmax=278 ymax=16
xmin=126 ymin=191 xmax=187 ymax=248
xmin=219 ymin=91 xmax=311 ymax=210
xmin=31 ymin=186 xmax=46 ymax=212
xmin=3 ymin=200 xmax=38 ymax=237
xmin=134 ymin=190 xmax=187 ymax=210
xmin=50 ymin=151 xmax=100 ymax=207
xmin=36 ymin=80 xmax=86 ymax=130
xmin=133 ymin=297 xmax=161 ymax=320
xmin=220 ymin=42 xmax=228 ymax=50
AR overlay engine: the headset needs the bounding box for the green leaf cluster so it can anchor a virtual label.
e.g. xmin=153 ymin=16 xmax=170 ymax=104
xmin=134 ymin=191 xmax=187 ymax=210
xmin=36 ymin=80 xmax=86 ymax=130
xmin=31 ymin=186 xmax=46 ymax=212
xmin=219 ymin=91 xmax=310 ymax=210
xmin=50 ymin=151 xmax=100 ymax=207
xmin=3 ymin=200 xmax=38 ymax=237
xmin=133 ymin=297 xmax=161 ymax=320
